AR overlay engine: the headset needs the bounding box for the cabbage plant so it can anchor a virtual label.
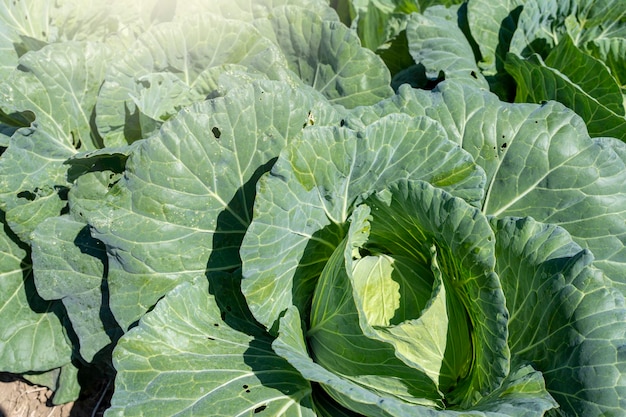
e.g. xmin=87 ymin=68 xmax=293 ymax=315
xmin=100 ymin=79 xmax=626 ymax=416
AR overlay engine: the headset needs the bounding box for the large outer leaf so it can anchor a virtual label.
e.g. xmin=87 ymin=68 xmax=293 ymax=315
xmin=505 ymin=36 xmax=626 ymax=141
xmin=347 ymin=81 xmax=535 ymax=196
xmin=0 ymin=0 xmax=151 ymax=49
xmin=584 ymin=22 xmax=626 ymax=90
xmin=406 ymin=6 xmax=488 ymax=89
xmin=31 ymin=215 xmax=121 ymax=363
xmin=481 ymin=103 xmax=626 ymax=295
xmin=88 ymin=81 xmax=342 ymax=330
xmin=274 ymin=306 xmax=557 ymax=416
xmin=345 ymin=0 xmax=416 ymax=52
xmin=176 ymin=1 xmax=392 ymax=108
xmin=466 ymin=0 xmax=523 ymax=74
xmin=348 ymin=81 xmax=626 ymax=295
xmin=0 ymin=127 xmax=73 ymax=243
xmin=0 ymin=42 xmax=107 ymax=150
xmin=492 ymin=216 xmax=626 ymax=416
xmin=509 ymin=0 xmax=626 ymax=59
xmin=241 ymin=112 xmax=485 ymax=331
xmin=106 ymin=276 xmax=315 ymax=417
xmin=545 ymin=35 xmax=624 ymax=115
xmin=508 ymin=0 xmax=570 ymax=58
xmin=252 ymin=6 xmax=394 ymax=108
xmin=0 ymin=213 xmax=73 ymax=374
xmin=0 ymin=0 xmax=51 ymax=60
xmin=0 ymin=41 xmax=111 ymax=242
xmin=94 ymin=13 xmax=291 ymax=146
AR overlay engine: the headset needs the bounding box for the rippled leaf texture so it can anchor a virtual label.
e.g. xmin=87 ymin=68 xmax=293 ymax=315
xmin=88 ymin=81 xmax=342 ymax=330
xmin=584 ymin=22 xmax=626 ymax=90
xmin=0 ymin=213 xmax=73 ymax=375
xmin=406 ymin=5 xmax=488 ymax=88
xmin=253 ymin=5 xmax=393 ymax=108
xmin=0 ymin=0 xmax=39 ymax=76
xmin=509 ymin=0 xmax=626 ymax=60
xmin=307 ymin=181 xmax=513 ymax=409
xmin=241 ymin=112 xmax=485 ymax=331
xmin=0 ymin=41 xmax=111 ymax=242
xmin=95 ymin=13 xmax=290 ymax=145
xmin=481 ymin=103 xmax=626 ymax=296
xmin=343 ymin=0 xmax=414 ymax=52
xmin=505 ymin=35 xmax=626 ymax=141
xmin=274 ymin=305 xmax=556 ymax=416
xmin=176 ymin=1 xmax=391 ymax=108
xmin=465 ymin=0 xmax=523 ymax=74
xmin=348 ymin=80 xmax=626 ymax=296
xmin=503 ymin=0 xmax=626 ymax=136
xmin=493 ymin=216 xmax=626 ymax=416
xmin=210 ymin=0 xmax=338 ymax=21
xmin=359 ymin=180 xmax=508 ymax=407
xmin=0 ymin=0 xmax=152 ymax=77
xmin=107 ymin=276 xmax=315 ymax=417
xmin=308 ymin=214 xmax=443 ymax=407
xmin=31 ymin=215 xmax=121 ymax=363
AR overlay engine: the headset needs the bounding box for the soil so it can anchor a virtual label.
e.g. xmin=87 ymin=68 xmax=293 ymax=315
xmin=0 ymin=373 xmax=112 ymax=417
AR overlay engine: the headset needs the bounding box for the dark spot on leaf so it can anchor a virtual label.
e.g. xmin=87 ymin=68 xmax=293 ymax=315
xmin=340 ymin=119 xmax=345 ymax=127
xmin=470 ymin=70 xmax=477 ymax=79
xmin=254 ymin=405 xmax=267 ymax=413
xmin=17 ymin=190 xmax=36 ymax=201
xmin=207 ymin=337 xmax=215 ymax=341
xmin=212 ymin=127 xmax=221 ymax=139
xmin=213 ymin=323 xmax=219 ymax=327
xmin=242 ymin=385 xmax=248 ymax=389
xmin=378 ymin=399 xmax=385 ymax=405
xmin=220 ymin=311 xmax=226 ymax=321
xmin=73 ymin=133 xmax=82 ymax=150
xmin=501 ymin=142 xmax=507 ymax=149
xmin=303 ymin=111 xmax=315 ymax=128
xmin=55 ymin=185 xmax=69 ymax=200
xmin=534 ymin=120 xmax=538 ymax=124
xmin=226 ymin=305 xmax=232 ymax=312
xmin=246 ymin=389 xmax=251 ymax=393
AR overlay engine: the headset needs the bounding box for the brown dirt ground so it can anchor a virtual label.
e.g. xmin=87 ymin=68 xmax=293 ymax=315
xmin=0 ymin=373 xmax=112 ymax=417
